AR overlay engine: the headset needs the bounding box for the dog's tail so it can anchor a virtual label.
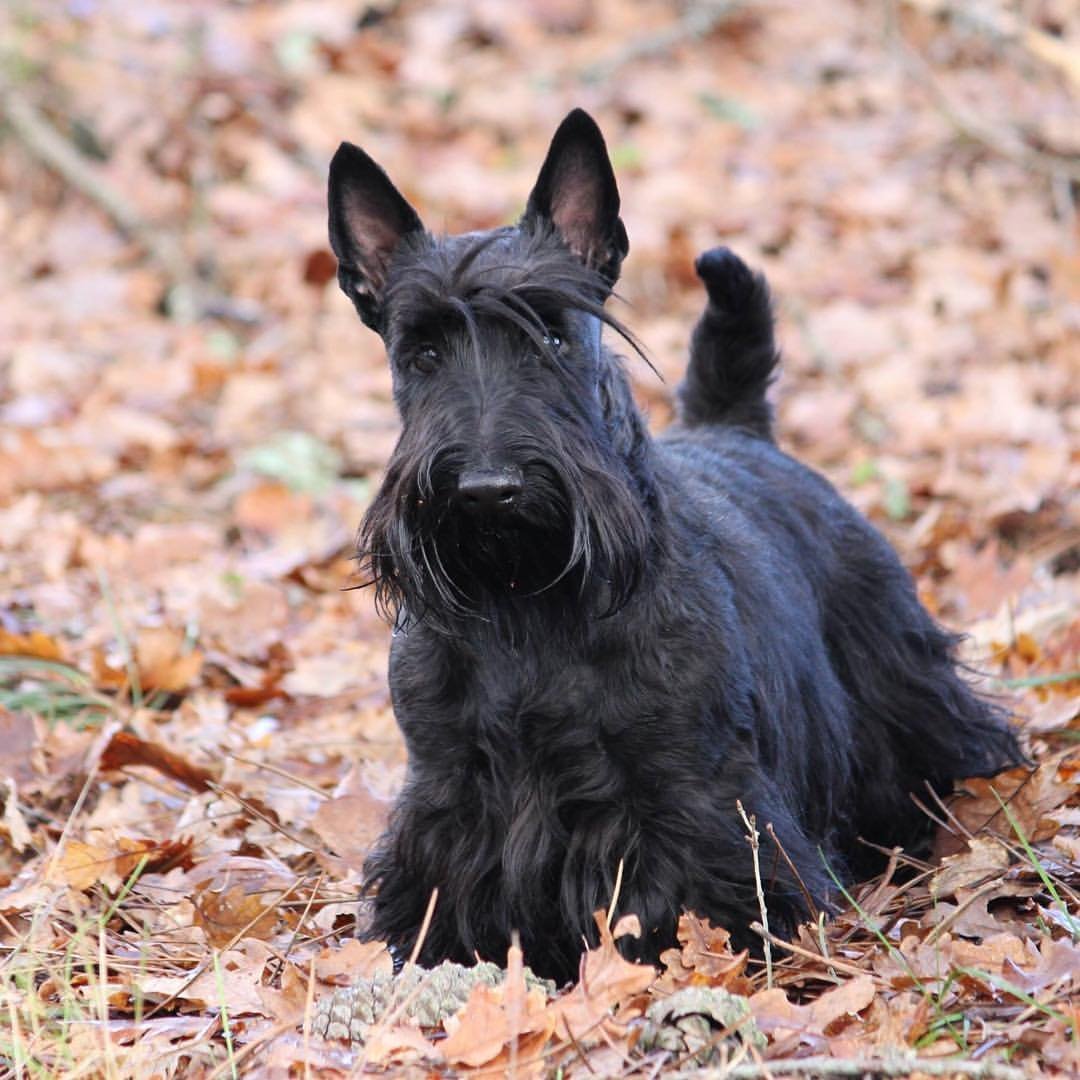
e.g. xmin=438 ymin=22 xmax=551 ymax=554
xmin=677 ymin=247 xmax=779 ymax=439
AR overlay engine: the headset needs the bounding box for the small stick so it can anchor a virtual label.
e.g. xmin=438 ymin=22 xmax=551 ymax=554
xmin=605 ymin=856 xmax=626 ymax=930
xmin=582 ymin=0 xmax=745 ymax=82
xmin=748 ymin=921 xmax=867 ymax=980
xmin=765 ymin=822 xmax=818 ymax=919
xmin=1 ymin=85 xmax=262 ymax=323
xmin=736 ymin=801 xmax=771 ymax=989
xmin=662 ymin=1051 xmax=1028 ymax=1079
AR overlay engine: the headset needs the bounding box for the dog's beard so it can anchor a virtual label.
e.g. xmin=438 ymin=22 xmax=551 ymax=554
xmin=359 ymin=450 xmax=653 ymax=632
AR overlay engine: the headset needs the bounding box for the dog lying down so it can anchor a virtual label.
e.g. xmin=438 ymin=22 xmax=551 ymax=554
xmin=327 ymin=108 xmax=1022 ymax=983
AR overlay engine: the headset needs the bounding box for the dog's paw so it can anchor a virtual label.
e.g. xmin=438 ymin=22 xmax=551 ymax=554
xmin=694 ymin=247 xmax=758 ymax=312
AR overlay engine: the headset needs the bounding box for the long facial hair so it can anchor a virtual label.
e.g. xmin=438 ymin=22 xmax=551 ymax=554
xmin=355 ymin=232 xmax=660 ymax=634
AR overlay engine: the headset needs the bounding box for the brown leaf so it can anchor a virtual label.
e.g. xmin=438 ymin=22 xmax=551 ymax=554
xmin=362 ymin=1024 xmax=440 ymax=1065
xmin=0 ymin=628 xmax=66 ymax=661
xmin=441 ymin=943 xmax=554 ymax=1068
xmin=47 ymin=833 xmax=192 ymax=892
xmin=681 ymin=913 xmax=748 ymax=983
xmin=1003 ymin=936 xmax=1080 ymax=995
xmin=53 ymin=839 xmax=115 ymax=890
xmin=750 ymin=975 xmax=876 ymax=1041
xmin=141 ymin=940 xmax=275 ymax=1016
xmin=93 ymin=627 xmax=202 ymax=694
xmin=947 ymin=754 xmax=1077 ymax=846
xmin=100 ymin=731 xmax=217 ymax=792
xmin=0 ymin=708 xmax=38 ymax=787
xmin=193 ymin=882 xmax=279 ymax=948
xmin=549 ymin=912 xmax=656 ymax=1043
xmin=311 ymin=791 xmax=389 ymax=870
xmin=232 ymin=481 xmax=313 ymax=535
xmin=929 ymin=835 xmax=1010 ymax=898
xmin=315 ymin=939 xmax=393 ymax=984
xmin=257 ymin=961 xmax=310 ymax=1025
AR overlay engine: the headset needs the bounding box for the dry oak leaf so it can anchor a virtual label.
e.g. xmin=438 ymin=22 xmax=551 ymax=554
xmin=51 ymin=834 xmax=195 ymax=891
xmin=749 ymin=975 xmax=876 ymax=1042
xmin=315 ymin=939 xmax=393 ymax=985
xmin=256 ymin=960 xmax=310 ymax=1026
xmin=947 ymin=753 xmax=1077 ymax=846
xmin=1003 ymin=936 xmax=1080 ymax=995
xmin=659 ymin=912 xmax=750 ymax=990
xmin=362 ymin=1024 xmax=440 ymax=1066
xmin=99 ymin=731 xmax=217 ymax=792
xmin=2 ymin=778 xmax=34 ymax=851
xmin=0 ymin=628 xmax=65 ymax=661
xmin=880 ymin=932 xmax=1031 ymax=988
xmin=140 ymin=939 xmax=276 ymax=1017
xmin=194 ymin=882 xmax=279 ymax=948
xmin=0 ymin=707 xmax=38 ymax=787
xmin=93 ymin=627 xmax=203 ymax=694
xmin=311 ymin=790 xmax=390 ymax=872
xmin=53 ymin=838 xmax=117 ymax=890
xmin=441 ymin=942 xmax=554 ymax=1073
xmin=929 ymin=835 xmax=1010 ymax=899
xmin=548 ymin=912 xmax=656 ymax=1043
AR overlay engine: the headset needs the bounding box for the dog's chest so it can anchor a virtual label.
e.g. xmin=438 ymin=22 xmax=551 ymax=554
xmin=393 ymin=634 xmax=663 ymax=804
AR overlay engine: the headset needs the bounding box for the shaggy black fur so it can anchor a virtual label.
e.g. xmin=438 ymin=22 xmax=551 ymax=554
xmin=327 ymin=109 xmax=1022 ymax=984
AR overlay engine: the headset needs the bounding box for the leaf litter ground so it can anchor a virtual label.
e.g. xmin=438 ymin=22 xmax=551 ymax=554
xmin=0 ymin=0 xmax=1078 ymax=1076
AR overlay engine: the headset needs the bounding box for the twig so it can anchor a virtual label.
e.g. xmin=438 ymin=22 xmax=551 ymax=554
xmin=606 ymin=856 xmax=626 ymax=930
xmin=885 ymin=6 xmax=1080 ymax=183
xmin=765 ymin=822 xmax=818 ymax=920
xmin=582 ymin=0 xmax=745 ymax=82
xmin=899 ymin=0 xmax=1080 ymax=92
xmin=748 ymin=922 xmax=867 ymax=980
xmin=0 ymin=85 xmax=262 ymax=323
xmin=736 ymin=801 xmax=771 ymax=989
xmin=664 ymin=1053 xmax=1028 ymax=1079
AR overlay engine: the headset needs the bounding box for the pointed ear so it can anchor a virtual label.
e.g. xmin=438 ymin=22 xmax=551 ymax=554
xmin=522 ymin=109 xmax=628 ymax=286
xmin=328 ymin=142 xmax=424 ymax=330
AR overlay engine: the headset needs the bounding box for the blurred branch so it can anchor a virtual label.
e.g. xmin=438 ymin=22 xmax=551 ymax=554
xmin=900 ymin=0 xmax=1080 ymax=92
xmin=581 ymin=0 xmax=745 ymax=82
xmin=683 ymin=1056 xmax=1027 ymax=1080
xmin=887 ymin=8 xmax=1080 ymax=184
xmin=1 ymin=85 xmax=262 ymax=324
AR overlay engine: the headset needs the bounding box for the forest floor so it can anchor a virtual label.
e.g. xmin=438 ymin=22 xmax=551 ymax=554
xmin=1 ymin=0 xmax=1078 ymax=1076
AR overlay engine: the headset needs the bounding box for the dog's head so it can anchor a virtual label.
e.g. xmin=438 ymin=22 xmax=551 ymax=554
xmin=328 ymin=110 xmax=655 ymax=630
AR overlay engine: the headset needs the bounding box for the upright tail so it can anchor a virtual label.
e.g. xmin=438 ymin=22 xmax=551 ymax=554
xmin=677 ymin=247 xmax=779 ymax=439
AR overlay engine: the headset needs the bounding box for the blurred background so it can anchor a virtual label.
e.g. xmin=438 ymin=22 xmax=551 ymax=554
xmin=0 ymin=0 xmax=1077 ymax=800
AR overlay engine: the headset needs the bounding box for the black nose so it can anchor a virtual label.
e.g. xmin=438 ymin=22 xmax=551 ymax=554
xmin=456 ymin=467 xmax=524 ymax=513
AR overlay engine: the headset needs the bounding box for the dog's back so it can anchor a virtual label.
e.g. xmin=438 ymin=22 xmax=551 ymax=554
xmin=669 ymin=246 xmax=1021 ymax=872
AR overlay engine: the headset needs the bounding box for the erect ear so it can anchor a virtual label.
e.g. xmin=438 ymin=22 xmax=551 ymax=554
xmin=328 ymin=142 xmax=424 ymax=331
xmin=522 ymin=109 xmax=628 ymax=286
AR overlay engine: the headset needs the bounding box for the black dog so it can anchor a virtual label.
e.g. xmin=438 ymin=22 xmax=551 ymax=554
xmin=328 ymin=109 xmax=1020 ymax=983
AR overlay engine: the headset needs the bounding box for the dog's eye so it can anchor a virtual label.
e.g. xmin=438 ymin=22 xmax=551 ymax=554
xmin=542 ymin=332 xmax=564 ymax=353
xmin=414 ymin=346 xmax=440 ymax=373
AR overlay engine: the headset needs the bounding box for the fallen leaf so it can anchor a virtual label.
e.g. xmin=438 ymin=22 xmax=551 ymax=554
xmin=311 ymin=791 xmax=389 ymax=869
xmin=315 ymin=939 xmax=393 ymax=984
xmin=93 ymin=627 xmax=203 ymax=694
xmin=0 ymin=708 xmax=38 ymax=787
xmin=193 ymin=882 xmax=279 ymax=948
xmin=441 ymin=942 xmax=554 ymax=1070
xmin=948 ymin=754 xmax=1077 ymax=845
xmin=930 ymin=835 xmax=1010 ymax=898
xmin=549 ymin=912 xmax=656 ymax=1043
xmin=750 ymin=975 xmax=876 ymax=1041
xmin=99 ymin=731 xmax=217 ymax=792
xmin=0 ymin=629 xmax=66 ymax=661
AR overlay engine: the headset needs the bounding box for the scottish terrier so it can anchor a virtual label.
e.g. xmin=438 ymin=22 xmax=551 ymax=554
xmin=328 ymin=109 xmax=1021 ymax=983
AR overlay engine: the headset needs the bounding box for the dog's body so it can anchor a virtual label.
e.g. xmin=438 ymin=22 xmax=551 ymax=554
xmin=328 ymin=110 xmax=1020 ymax=983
